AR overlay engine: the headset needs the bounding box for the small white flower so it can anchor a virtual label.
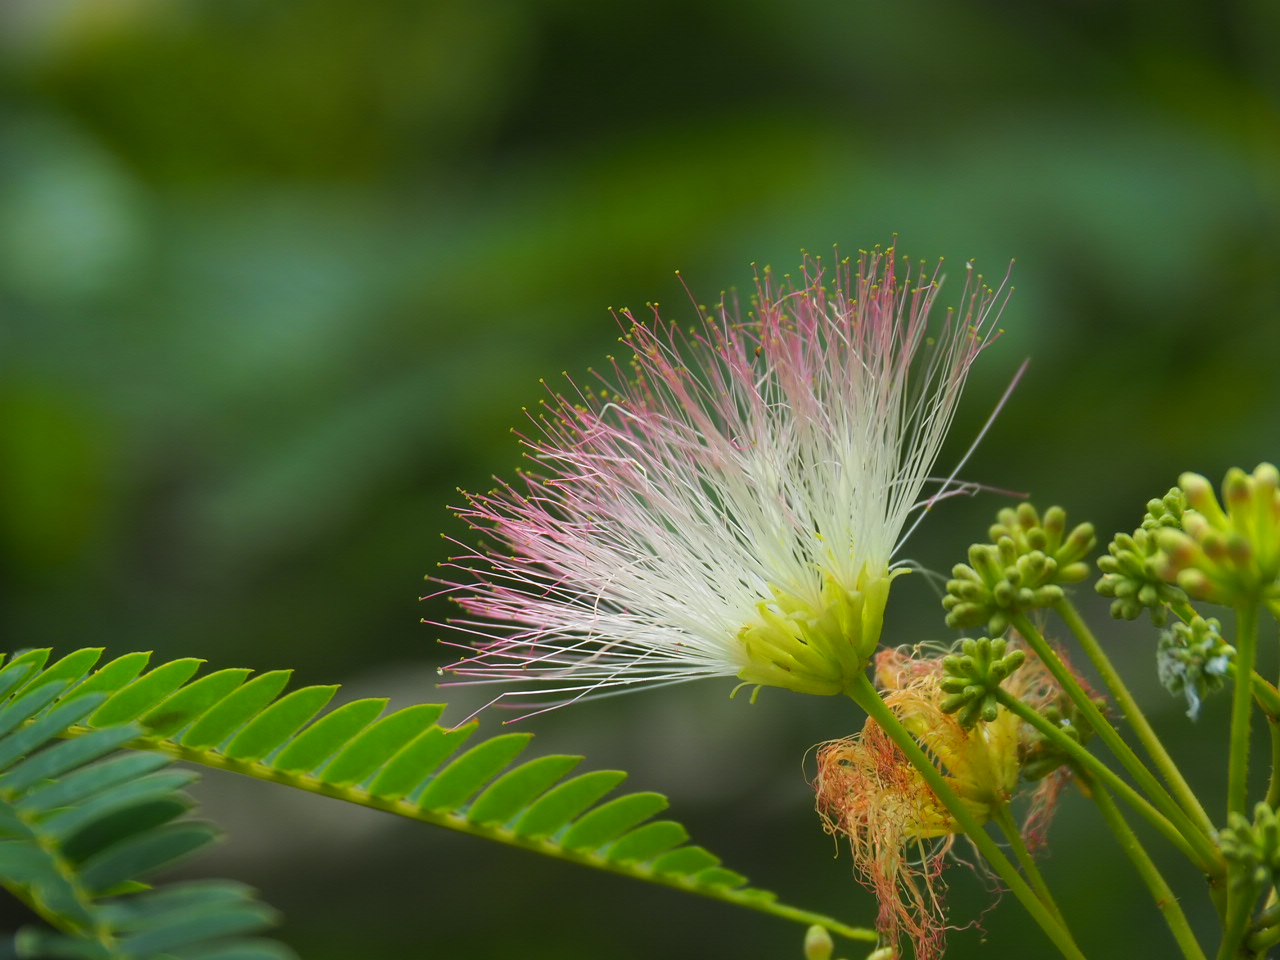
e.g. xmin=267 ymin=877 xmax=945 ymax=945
xmin=434 ymin=246 xmax=1011 ymax=717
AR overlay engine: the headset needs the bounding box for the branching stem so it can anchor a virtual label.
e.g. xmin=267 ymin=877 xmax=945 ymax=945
xmin=1009 ymin=614 xmax=1221 ymax=875
xmin=1055 ymin=597 xmax=1214 ymax=837
xmin=1228 ymin=603 xmax=1260 ymax=820
xmin=994 ymin=690 xmax=1211 ymax=871
xmin=990 ymin=801 xmax=1065 ymax=928
xmin=1083 ymin=774 xmax=1207 ymax=960
xmin=845 ymin=676 xmax=1088 ymax=960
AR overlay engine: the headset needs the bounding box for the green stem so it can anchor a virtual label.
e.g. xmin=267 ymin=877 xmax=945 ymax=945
xmin=1084 ymin=773 xmax=1208 ymax=960
xmin=1249 ymin=894 xmax=1280 ymax=953
xmin=995 ymin=689 xmax=1211 ymax=871
xmin=1243 ymin=669 xmax=1280 ymax=719
xmin=1171 ymin=600 xmax=1200 ymax=624
xmin=990 ymin=801 xmax=1065 ymax=928
xmin=1010 ymin=613 xmax=1222 ymax=875
xmin=1056 ymin=597 xmax=1215 ymax=837
xmin=1267 ymin=716 xmax=1280 ymax=812
xmin=845 ymin=676 xmax=1088 ymax=960
xmin=1228 ymin=603 xmax=1260 ymax=819
xmin=1217 ymin=884 xmax=1255 ymax=960
xmin=1248 ymin=921 xmax=1280 ymax=954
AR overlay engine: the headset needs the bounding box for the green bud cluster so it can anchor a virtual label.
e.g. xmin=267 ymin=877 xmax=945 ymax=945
xmin=943 ymin=504 xmax=1096 ymax=635
xmin=1019 ymin=699 xmax=1100 ymax=782
xmin=1095 ymin=527 xmax=1188 ymax=626
xmin=939 ymin=636 xmax=1026 ymax=728
xmin=989 ymin=504 xmax=1097 ymax=581
xmin=1141 ymin=487 xmax=1186 ymax=530
xmin=1156 ymin=616 xmax=1234 ymax=720
xmin=1219 ymin=802 xmax=1280 ymax=892
xmin=1157 ymin=464 xmax=1280 ymax=605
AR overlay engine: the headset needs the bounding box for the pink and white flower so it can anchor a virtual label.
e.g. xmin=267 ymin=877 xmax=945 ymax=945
xmin=434 ymin=247 xmax=1011 ymax=716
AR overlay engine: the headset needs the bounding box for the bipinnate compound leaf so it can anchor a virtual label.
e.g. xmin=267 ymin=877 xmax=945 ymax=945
xmin=0 ymin=649 xmax=875 ymax=945
xmin=0 ymin=663 xmax=294 ymax=959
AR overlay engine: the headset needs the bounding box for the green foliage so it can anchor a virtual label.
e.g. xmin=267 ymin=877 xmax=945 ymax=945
xmin=0 ymin=653 xmax=293 ymax=960
xmin=1 ymin=649 xmax=874 ymax=945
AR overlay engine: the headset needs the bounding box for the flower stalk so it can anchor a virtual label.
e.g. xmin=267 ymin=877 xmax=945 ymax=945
xmin=1228 ymin=602 xmax=1260 ymax=820
xmin=1008 ymin=614 xmax=1221 ymax=873
xmin=844 ymin=675 xmax=1088 ymax=960
xmin=1082 ymin=774 xmax=1208 ymax=960
xmin=993 ymin=688 xmax=1211 ymax=871
xmin=1054 ymin=596 xmax=1215 ymax=836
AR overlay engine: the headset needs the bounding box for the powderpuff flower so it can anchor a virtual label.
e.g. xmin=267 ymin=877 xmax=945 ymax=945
xmin=434 ymin=246 xmax=1011 ymax=716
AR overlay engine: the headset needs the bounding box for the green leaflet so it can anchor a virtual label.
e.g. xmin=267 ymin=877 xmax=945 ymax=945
xmin=19 ymin=753 xmax=171 ymax=815
xmin=560 ymin=792 xmax=669 ymax=852
xmin=0 ymin=682 xmax=293 ymax=958
xmin=321 ymin=703 xmax=445 ymax=787
xmin=467 ymin=754 xmax=582 ymax=827
xmin=78 ymin=823 xmax=221 ymax=893
xmin=371 ymin=723 xmax=475 ymax=801
xmin=653 ymin=846 xmax=720 ymax=876
xmin=514 ymin=770 xmax=627 ymax=840
xmin=272 ymin=698 xmax=386 ymax=775
xmin=4 ymin=648 xmax=876 ymax=945
xmin=90 ymin=659 xmax=205 ymax=728
xmin=28 ymin=649 xmax=105 ymax=693
xmin=605 ymin=820 xmax=688 ymax=864
xmin=180 ymin=671 xmax=292 ymax=750
xmin=224 ymin=686 xmax=340 ymax=763
xmin=141 ymin=669 xmax=253 ymax=739
xmin=0 ymin=727 xmax=140 ymax=793
xmin=64 ymin=652 xmax=151 ymax=704
xmin=417 ymin=733 xmax=532 ymax=812
xmin=116 ymin=903 xmax=278 ymax=957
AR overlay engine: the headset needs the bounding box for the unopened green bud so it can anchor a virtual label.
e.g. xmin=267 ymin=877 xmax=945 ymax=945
xmin=1142 ymin=487 xmax=1186 ymax=531
xmin=1219 ymin=803 xmax=1280 ymax=892
xmin=945 ymin=504 xmax=1094 ymax=634
xmin=1156 ymin=464 xmax=1280 ymax=605
xmin=804 ymin=925 xmax=834 ymax=960
xmin=989 ymin=503 xmax=1096 ymax=582
xmin=1019 ymin=699 xmax=1102 ymax=781
xmin=939 ymin=637 xmax=1026 ymax=729
xmin=1096 ymin=528 xmax=1187 ymax=625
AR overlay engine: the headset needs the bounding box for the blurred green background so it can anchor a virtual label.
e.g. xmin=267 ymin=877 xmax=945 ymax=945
xmin=3 ymin=0 xmax=1280 ymax=957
